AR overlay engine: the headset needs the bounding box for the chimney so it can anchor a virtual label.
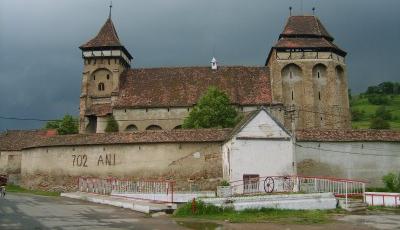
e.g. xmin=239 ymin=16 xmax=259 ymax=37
xmin=210 ymin=57 xmax=218 ymax=70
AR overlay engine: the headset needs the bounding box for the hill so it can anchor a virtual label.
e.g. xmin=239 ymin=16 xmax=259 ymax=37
xmin=351 ymin=82 xmax=400 ymax=130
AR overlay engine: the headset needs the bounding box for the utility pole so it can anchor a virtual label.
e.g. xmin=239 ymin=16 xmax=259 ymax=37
xmin=285 ymin=105 xmax=298 ymax=177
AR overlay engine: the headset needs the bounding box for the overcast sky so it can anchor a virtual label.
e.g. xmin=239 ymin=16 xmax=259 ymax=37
xmin=0 ymin=0 xmax=399 ymax=131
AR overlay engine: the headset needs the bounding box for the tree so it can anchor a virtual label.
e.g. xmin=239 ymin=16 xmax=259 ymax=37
xmin=351 ymin=109 xmax=365 ymax=121
xmin=183 ymin=87 xmax=239 ymax=129
xmin=375 ymin=106 xmax=392 ymax=120
xmin=369 ymin=117 xmax=390 ymax=129
xmin=44 ymin=115 xmax=78 ymax=135
xmin=367 ymin=94 xmax=389 ymax=105
xmin=378 ymin=82 xmax=394 ymax=94
xmin=382 ymin=172 xmax=400 ymax=192
xmin=105 ymin=115 xmax=119 ymax=133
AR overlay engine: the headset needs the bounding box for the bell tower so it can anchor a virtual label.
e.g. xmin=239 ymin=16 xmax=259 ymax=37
xmin=79 ymin=7 xmax=133 ymax=133
xmin=266 ymin=15 xmax=351 ymax=130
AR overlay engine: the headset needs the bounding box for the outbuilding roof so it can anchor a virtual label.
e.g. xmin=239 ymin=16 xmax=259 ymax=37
xmin=296 ymin=129 xmax=400 ymax=142
xmin=114 ymin=66 xmax=272 ymax=109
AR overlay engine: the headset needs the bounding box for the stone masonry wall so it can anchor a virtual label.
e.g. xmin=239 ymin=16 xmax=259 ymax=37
xmin=20 ymin=142 xmax=223 ymax=192
xmin=267 ymin=49 xmax=351 ymax=130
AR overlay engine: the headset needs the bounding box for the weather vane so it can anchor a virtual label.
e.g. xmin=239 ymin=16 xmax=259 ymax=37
xmin=312 ymin=7 xmax=316 ymax=15
xmin=289 ymin=6 xmax=292 ymax=16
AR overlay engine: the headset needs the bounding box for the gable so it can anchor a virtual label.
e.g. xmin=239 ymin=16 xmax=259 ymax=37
xmin=236 ymin=110 xmax=290 ymax=139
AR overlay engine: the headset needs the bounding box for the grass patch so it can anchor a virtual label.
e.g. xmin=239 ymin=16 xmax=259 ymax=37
xmin=6 ymin=184 xmax=60 ymax=197
xmin=174 ymin=200 xmax=335 ymax=224
xmin=366 ymin=187 xmax=391 ymax=192
xmin=367 ymin=206 xmax=400 ymax=213
xmin=351 ymin=94 xmax=400 ymax=130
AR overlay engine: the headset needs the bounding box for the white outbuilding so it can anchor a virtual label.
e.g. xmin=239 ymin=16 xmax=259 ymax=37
xmin=222 ymin=107 xmax=295 ymax=184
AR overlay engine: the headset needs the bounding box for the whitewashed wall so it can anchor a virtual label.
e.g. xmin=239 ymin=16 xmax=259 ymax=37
xmin=223 ymin=110 xmax=294 ymax=183
xmin=295 ymin=141 xmax=400 ymax=187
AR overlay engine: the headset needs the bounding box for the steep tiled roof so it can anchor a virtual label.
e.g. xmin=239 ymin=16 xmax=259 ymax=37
xmin=296 ymin=129 xmax=400 ymax=142
xmin=114 ymin=66 xmax=272 ymax=108
xmin=0 ymin=130 xmax=50 ymax=151
xmin=85 ymin=103 xmax=112 ymax=116
xmin=275 ymin=37 xmax=341 ymax=50
xmin=80 ymin=18 xmax=122 ymax=49
xmin=266 ymin=15 xmax=346 ymax=64
xmin=280 ymin=16 xmax=333 ymax=41
xmin=24 ymin=129 xmax=232 ymax=148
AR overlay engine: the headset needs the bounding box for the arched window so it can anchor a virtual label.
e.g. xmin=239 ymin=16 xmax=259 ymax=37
xmin=98 ymin=83 xmax=105 ymax=91
xmin=125 ymin=124 xmax=138 ymax=132
xmin=173 ymin=125 xmax=182 ymax=129
xmin=146 ymin=125 xmax=162 ymax=130
xmin=312 ymin=64 xmax=327 ymax=81
xmin=281 ymin=63 xmax=302 ymax=105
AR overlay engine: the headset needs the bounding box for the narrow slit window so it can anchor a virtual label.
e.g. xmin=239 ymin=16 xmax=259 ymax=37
xmin=291 ymin=91 xmax=294 ymax=101
xmin=317 ymin=72 xmax=320 ymax=79
xmin=318 ymin=92 xmax=321 ymax=100
xmin=93 ymin=75 xmax=96 ymax=80
xmin=289 ymin=71 xmax=293 ymax=79
xmin=107 ymin=74 xmax=110 ymax=80
xmin=98 ymin=83 xmax=104 ymax=91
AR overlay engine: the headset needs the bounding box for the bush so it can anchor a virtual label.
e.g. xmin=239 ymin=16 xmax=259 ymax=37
xmin=382 ymin=172 xmax=400 ymax=192
xmin=174 ymin=200 xmax=232 ymax=216
xmin=105 ymin=115 xmax=119 ymax=132
xmin=220 ymin=180 xmax=230 ymax=186
xmin=370 ymin=117 xmax=391 ymax=129
xmin=351 ymin=109 xmax=365 ymax=121
xmin=367 ymin=95 xmax=389 ymax=105
xmin=375 ymin=106 xmax=392 ymax=120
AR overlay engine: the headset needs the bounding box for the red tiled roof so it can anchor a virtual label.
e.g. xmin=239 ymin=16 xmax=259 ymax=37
xmin=275 ymin=37 xmax=340 ymax=49
xmin=0 ymin=130 xmax=49 ymax=151
xmin=85 ymin=103 xmax=113 ymax=116
xmin=296 ymin=129 xmax=400 ymax=142
xmin=24 ymin=129 xmax=232 ymax=148
xmin=280 ymin=16 xmax=333 ymax=41
xmin=114 ymin=66 xmax=272 ymax=108
xmin=80 ymin=18 xmax=122 ymax=49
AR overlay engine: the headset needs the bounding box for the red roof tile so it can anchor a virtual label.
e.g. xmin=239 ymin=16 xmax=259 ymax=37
xmin=0 ymin=130 xmax=50 ymax=151
xmin=296 ymin=129 xmax=400 ymax=142
xmin=280 ymin=16 xmax=333 ymax=41
xmin=24 ymin=129 xmax=232 ymax=148
xmin=80 ymin=18 xmax=122 ymax=49
xmin=114 ymin=66 xmax=272 ymax=108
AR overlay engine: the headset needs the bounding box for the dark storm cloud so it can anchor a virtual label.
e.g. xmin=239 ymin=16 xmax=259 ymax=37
xmin=0 ymin=0 xmax=399 ymax=131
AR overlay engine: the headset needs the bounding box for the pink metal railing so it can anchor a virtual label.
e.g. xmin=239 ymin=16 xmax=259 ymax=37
xmin=78 ymin=177 xmax=175 ymax=203
xmin=229 ymin=175 xmax=366 ymax=207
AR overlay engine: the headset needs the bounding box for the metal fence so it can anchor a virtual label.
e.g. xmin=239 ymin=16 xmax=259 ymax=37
xmin=78 ymin=177 xmax=175 ymax=203
xmin=230 ymin=175 xmax=366 ymax=206
xmin=78 ymin=177 xmax=115 ymax=195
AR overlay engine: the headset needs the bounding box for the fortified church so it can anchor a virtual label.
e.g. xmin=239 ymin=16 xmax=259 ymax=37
xmin=1 ymin=9 xmax=399 ymax=193
xmin=79 ymin=12 xmax=351 ymax=133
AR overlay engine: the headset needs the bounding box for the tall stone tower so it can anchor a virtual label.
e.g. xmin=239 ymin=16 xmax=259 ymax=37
xmin=266 ymin=15 xmax=351 ymax=130
xmin=79 ymin=15 xmax=132 ymax=133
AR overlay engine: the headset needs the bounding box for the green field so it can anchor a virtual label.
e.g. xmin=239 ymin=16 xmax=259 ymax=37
xmin=351 ymin=94 xmax=400 ymax=130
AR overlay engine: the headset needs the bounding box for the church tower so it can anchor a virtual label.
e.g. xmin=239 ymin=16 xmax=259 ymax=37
xmin=79 ymin=10 xmax=133 ymax=133
xmin=266 ymin=15 xmax=351 ymax=130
